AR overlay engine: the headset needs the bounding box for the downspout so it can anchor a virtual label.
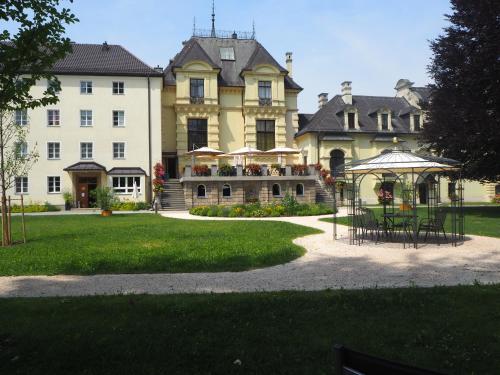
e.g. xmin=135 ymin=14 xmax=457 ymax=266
xmin=147 ymin=76 xmax=153 ymax=205
xmin=317 ymin=132 xmax=321 ymax=165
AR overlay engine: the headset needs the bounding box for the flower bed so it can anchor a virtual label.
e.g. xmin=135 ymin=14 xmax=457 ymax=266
xmin=6 ymin=202 xmax=60 ymax=213
xmin=111 ymin=201 xmax=149 ymax=211
xmin=190 ymin=201 xmax=335 ymax=218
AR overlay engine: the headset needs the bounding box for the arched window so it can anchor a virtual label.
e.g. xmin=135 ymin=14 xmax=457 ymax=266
xmin=329 ymin=149 xmax=345 ymax=176
xmin=272 ymin=183 xmax=281 ymax=197
xmin=296 ymin=183 xmax=304 ymax=196
xmin=222 ymin=184 xmax=231 ymax=197
xmin=197 ymin=184 xmax=206 ymax=198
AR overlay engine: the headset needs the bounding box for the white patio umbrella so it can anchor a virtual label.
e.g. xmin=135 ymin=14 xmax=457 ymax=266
xmin=227 ymin=146 xmax=264 ymax=166
xmin=131 ymin=180 xmax=139 ymax=200
xmin=265 ymin=147 xmax=301 ymax=166
xmin=185 ymin=146 xmax=224 ymax=165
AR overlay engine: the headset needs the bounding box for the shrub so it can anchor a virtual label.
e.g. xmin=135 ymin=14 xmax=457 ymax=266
xmin=111 ymin=201 xmax=149 ymax=211
xmin=6 ymin=202 xmax=60 ymax=213
xmin=245 ymin=163 xmax=261 ymax=176
xmin=91 ymin=187 xmax=118 ymax=211
xmin=282 ymin=193 xmax=299 ymax=215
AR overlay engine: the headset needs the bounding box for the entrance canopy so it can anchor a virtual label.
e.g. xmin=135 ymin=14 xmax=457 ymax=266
xmin=342 ymin=150 xmax=460 ymax=175
xmin=63 ymin=162 xmax=107 ymax=172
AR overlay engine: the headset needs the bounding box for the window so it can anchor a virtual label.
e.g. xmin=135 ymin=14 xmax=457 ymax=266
xmin=220 ymin=47 xmax=235 ymax=60
xmin=47 ymin=109 xmax=60 ymax=126
xmin=381 ymin=113 xmax=389 ymax=130
xmin=80 ymin=81 xmax=92 ymax=94
xmin=197 ymin=184 xmax=206 ymax=198
xmin=256 ymin=120 xmax=275 ymax=151
xmin=113 ymin=110 xmax=125 ymax=127
xmin=15 ymin=142 xmax=28 ymax=158
xmin=495 ymin=184 xmax=500 ymax=195
xmin=222 ymin=184 xmax=231 ymax=197
xmin=347 ymin=112 xmax=356 ymax=129
xmin=48 ymin=176 xmax=61 ymax=193
xmin=190 ymin=79 xmax=204 ymax=103
xmin=80 ymin=142 xmax=93 ymax=159
xmin=15 ymin=109 xmax=28 ymax=126
xmin=272 ymin=183 xmax=281 ymax=197
xmin=187 ymin=119 xmax=208 ymax=151
xmin=448 ymin=182 xmax=456 ymax=198
xmin=330 ymin=149 xmax=345 ymax=176
xmin=112 ymin=81 xmax=124 ymax=94
xmin=413 ymin=114 xmax=421 ymax=131
xmin=296 ymin=183 xmax=304 ymax=196
xmin=47 ymin=142 xmax=61 ymax=159
xmin=112 ymin=176 xmax=141 ymax=194
xmin=80 ymin=110 xmax=93 ymax=126
xmin=47 ymin=78 xmax=60 ymax=94
xmin=15 ymin=177 xmax=28 ymax=194
xmin=258 ymin=81 xmax=272 ymax=105
xmin=113 ymin=142 xmax=125 ymax=159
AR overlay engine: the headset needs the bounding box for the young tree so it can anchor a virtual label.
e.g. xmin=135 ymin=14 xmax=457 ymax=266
xmin=0 ymin=1 xmax=78 ymax=246
xmin=422 ymin=0 xmax=500 ymax=182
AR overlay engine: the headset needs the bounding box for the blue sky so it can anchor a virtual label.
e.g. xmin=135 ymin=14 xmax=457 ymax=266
xmin=8 ymin=0 xmax=452 ymax=113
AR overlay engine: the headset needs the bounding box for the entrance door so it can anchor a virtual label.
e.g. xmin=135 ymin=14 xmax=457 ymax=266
xmin=77 ymin=183 xmax=89 ymax=208
xmin=166 ymin=157 xmax=178 ymax=179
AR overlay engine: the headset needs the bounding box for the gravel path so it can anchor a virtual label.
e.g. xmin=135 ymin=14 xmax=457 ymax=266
xmin=1 ymin=210 xmax=500 ymax=297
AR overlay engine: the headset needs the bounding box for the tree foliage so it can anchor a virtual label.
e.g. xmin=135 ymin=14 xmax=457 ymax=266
xmin=0 ymin=0 xmax=77 ymax=246
xmin=422 ymin=0 xmax=500 ymax=182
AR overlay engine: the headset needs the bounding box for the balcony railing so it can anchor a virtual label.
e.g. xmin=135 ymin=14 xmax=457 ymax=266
xmin=184 ymin=164 xmax=317 ymax=178
xmin=258 ymin=98 xmax=272 ymax=106
xmin=190 ymin=96 xmax=205 ymax=104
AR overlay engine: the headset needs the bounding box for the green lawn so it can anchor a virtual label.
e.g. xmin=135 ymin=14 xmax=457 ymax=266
xmin=323 ymin=206 xmax=500 ymax=238
xmin=0 ymin=214 xmax=319 ymax=275
xmin=1 ymin=285 xmax=499 ymax=374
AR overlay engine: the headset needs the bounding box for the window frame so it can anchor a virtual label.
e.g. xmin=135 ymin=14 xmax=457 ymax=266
xmin=112 ymin=142 xmax=126 ymax=159
xmin=15 ymin=109 xmax=28 ymax=126
xmin=190 ymin=78 xmax=204 ymax=99
xmin=347 ymin=112 xmax=356 ymax=130
xmin=381 ymin=113 xmax=389 ymax=130
xmin=256 ymin=119 xmax=275 ymax=151
xmin=272 ymin=183 xmax=281 ymax=197
xmin=80 ymin=80 xmax=93 ymax=94
xmin=112 ymin=110 xmax=125 ymax=127
xmin=15 ymin=176 xmax=28 ymax=194
xmin=187 ymin=118 xmax=208 ymax=151
xmin=219 ymin=47 xmax=235 ymax=60
xmin=15 ymin=142 xmax=28 ymax=158
xmin=80 ymin=110 xmax=93 ymax=127
xmin=112 ymin=81 xmax=125 ymax=95
xmin=222 ymin=183 xmax=231 ymax=198
xmin=112 ymin=176 xmax=142 ymax=195
xmin=47 ymin=109 xmax=60 ymax=126
xmin=413 ymin=114 xmax=421 ymax=131
xmin=296 ymin=183 xmax=305 ymax=197
xmin=47 ymin=142 xmax=61 ymax=160
xmin=47 ymin=176 xmax=61 ymax=194
xmin=197 ymin=184 xmax=207 ymax=198
xmin=80 ymin=142 xmax=93 ymax=160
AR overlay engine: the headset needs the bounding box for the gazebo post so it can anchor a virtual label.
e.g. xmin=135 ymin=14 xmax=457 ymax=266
xmin=411 ymin=168 xmax=418 ymax=249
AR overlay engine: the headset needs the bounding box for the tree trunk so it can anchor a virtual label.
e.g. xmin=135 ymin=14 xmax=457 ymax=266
xmin=0 ymin=113 xmax=10 ymax=246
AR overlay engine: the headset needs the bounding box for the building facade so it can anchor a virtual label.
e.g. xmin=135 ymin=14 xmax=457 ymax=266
xmin=8 ymin=43 xmax=163 ymax=207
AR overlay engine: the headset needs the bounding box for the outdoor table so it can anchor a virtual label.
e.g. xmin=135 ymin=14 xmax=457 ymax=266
xmin=381 ymin=212 xmax=418 ymax=241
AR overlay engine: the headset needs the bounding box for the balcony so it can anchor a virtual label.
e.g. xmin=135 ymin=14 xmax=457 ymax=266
xmin=190 ymin=96 xmax=205 ymax=105
xmin=258 ymin=98 xmax=272 ymax=106
xmin=183 ymin=163 xmax=317 ymax=179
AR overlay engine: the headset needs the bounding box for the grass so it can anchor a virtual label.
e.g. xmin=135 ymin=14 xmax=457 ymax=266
xmin=1 ymin=285 xmax=499 ymax=374
xmin=323 ymin=206 xmax=500 ymax=238
xmin=0 ymin=214 xmax=319 ymax=275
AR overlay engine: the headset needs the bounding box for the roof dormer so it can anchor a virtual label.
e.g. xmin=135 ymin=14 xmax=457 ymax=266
xmin=377 ymin=107 xmax=392 ymax=131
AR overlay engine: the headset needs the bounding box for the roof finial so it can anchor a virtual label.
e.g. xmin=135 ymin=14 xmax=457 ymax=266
xmin=211 ymin=0 xmax=216 ymax=37
xmin=193 ymin=16 xmax=196 ymax=36
xmin=252 ymin=20 xmax=255 ymax=39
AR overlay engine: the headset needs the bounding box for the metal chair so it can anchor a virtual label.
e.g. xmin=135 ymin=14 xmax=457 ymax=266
xmin=360 ymin=208 xmax=383 ymax=243
xmin=418 ymin=209 xmax=448 ymax=245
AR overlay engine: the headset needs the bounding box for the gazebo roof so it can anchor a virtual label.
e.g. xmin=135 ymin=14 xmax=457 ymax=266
xmin=343 ymin=150 xmax=460 ymax=174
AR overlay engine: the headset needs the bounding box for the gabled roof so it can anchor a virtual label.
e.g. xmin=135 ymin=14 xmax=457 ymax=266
xmin=164 ymin=36 xmax=302 ymax=90
xmin=63 ymin=161 xmax=107 ymax=172
xmin=296 ymin=95 xmax=421 ymax=137
xmin=47 ymin=43 xmax=163 ymax=77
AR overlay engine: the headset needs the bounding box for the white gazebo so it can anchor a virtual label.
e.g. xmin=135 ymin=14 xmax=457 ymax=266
xmin=332 ymin=147 xmax=464 ymax=249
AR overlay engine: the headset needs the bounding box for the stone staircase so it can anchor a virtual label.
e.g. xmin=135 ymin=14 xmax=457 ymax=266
xmin=315 ymin=179 xmax=335 ymax=206
xmin=159 ymin=179 xmax=186 ymax=211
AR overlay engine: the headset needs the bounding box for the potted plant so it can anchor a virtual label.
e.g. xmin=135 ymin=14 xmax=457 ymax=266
xmin=377 ymin=189 xmax=393 ymax=205
xmin=245 ymin=163 xmax=261 ymax=176
xmin=193 ymin=164 xmax=210 ymax=176
xmin=218 ymin=163 xmax=234 ymax=176
xmin=270 ymin=163 xmax=281 ymax=176
xmin=93 ymin=187 xmax=117 ymax=216
xmin=152 ymin=162 xmax=166 ymax=212
xmin=62 ymin=190 xmax=73 ymax=211
xmin=292 ymin=164 xmax=307 ymax=176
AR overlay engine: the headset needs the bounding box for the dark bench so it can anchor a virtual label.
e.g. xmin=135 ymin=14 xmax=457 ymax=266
xmin=334 ymin=345 xmax=446 ymax=375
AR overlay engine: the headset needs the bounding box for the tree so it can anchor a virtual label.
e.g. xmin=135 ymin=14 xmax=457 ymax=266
xmin=0 ymin=1 xmax=78 ymax=246
xmin=422 ymin=0 xmax=500 ymax=182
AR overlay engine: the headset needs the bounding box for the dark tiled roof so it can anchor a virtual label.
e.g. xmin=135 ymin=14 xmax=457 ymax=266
xmin=47 ymin=43 xmax=163 ymax=77
xmin=108 ymin=167 xmax=147 ymax=176
xmin=296 ymin=95 xmax=420 ymax=137
xmin=164 ymin=37 xmax=302 ymax=90
xmin=63 ymin=162 xmax=107 ymax=172
xmin=411 ymin=86 xmax=432 ymax=103
xmin=298 ymin=113 xmax=314 ymax=130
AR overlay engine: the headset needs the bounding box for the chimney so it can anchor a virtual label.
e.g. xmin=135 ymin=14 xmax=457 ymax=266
xmin=286 ymin=52 xmax=293 ymax=77
xmin=102 ymin=41 xmax=110 ymax=51
xmin=232 ymin=31 xmax=238 ymax=39
xmin=318 ymin=93 xmax=328 ymax=109
xmin=341 ymin=81 xmax=352 ymax=105
xmin=154 ymin=65 xmax=163 ymax=73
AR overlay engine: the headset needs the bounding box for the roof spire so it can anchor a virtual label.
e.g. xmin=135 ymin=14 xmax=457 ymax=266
xmin=193 ymin=16 xmax=196 ymax=36
xmin=252 ymin=20 xmax=255 ymax=39
xmin=211 ymin=0 xmax=216 ymax=37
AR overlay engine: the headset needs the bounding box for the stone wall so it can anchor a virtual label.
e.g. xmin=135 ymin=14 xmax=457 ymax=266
xmin=181 ymin=176 xmax=316 ymax=208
